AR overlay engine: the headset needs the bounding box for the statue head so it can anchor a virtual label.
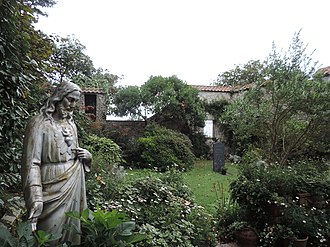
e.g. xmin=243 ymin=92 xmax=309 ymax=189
xmin=41 ymin=81 xmax=82 ymax=122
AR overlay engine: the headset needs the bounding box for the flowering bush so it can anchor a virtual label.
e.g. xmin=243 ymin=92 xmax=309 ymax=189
xmin=225 ymin=159 xmax=330 ymax=246
xmin=108 ymin=171 xmax=216 ymax=247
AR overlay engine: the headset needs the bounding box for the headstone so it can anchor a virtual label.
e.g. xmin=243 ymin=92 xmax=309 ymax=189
xmin=213 ymin=142 xmax=225 ymax=172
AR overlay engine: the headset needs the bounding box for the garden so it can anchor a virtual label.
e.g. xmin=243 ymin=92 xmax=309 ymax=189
xmin=1 ymin=0 xmax=330 ymax=246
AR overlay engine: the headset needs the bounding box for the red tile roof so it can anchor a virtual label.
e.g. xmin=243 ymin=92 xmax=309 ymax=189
xmin=318 ymin=66 xmax=330 ymax=76
xmin=82 ymin=88 xmax=105 ymax=94
xmin=192 ymin=83 xmax=254 ymax=92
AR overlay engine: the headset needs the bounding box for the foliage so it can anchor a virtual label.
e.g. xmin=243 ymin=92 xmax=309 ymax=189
xmin=0 ymin=0 xmax=54 ymax=191
xmin=47 ymin=35 xmax=95 ymax=83
xmin=187 ymin=132 xmax=210 ymax=158
xmin=66 ymin=208 xmax=145 ymax=247
xmin=214 ymin=182 xmax=243 ymax=242
xmin=109 ymin=171 xmax=216 ymax=247
xmin=81 ymin=133 xmax=126 ymax=210
xmin=259 ymin=224 xmax=295 ymax=247
xmin=204 ymin=99 xmax=229 ymax=118
xmin=74 ymin=68 xmax=120 ymax=114
xmin=0 ymin=221 xmax=63 ymax=247
xmin=281 ymin=204 xmax=315 ymax=239
xmin=83 ymin=134 xmax=123 ymax=168
xmin=137 ymin=124 xmax=196 ymax=171
xmin=221 ymin=31 xmax=330 ymax=164
xmin=111 ymin=75 xmax=206 ymax=133
xmin=225 ymin=159 xmax=330 ymax=246
xmin=215 ymin=60 xmax=266 ymax=86
xmin=111 ymin=85 xmax=144 ymax=120
xmin=86 ymin=164 xmax=127 ymax=211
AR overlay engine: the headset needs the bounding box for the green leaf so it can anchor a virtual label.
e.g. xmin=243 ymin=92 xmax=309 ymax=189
xmin=65 ymin=211 xmax=81 ymax=220
xmin=18 ymin=236 xmax=29 ymax=247
xmin=116 ymin=221 xmax=136 ymax=236
xmin=81 ymin=208 xmax=90 ymax=221
xmin=0 ymin=226 xmax=17 ymax=247
xmin=17 ymin=222 xmax=34 ymax=242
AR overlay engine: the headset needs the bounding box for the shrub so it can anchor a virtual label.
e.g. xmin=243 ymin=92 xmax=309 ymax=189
xmin=188 ymin=132 xmax=210 ymax=159
xmin=99 ymin=128 xmax=143 ymax=167
xmin=109 ymin=171 xmax=216 ymax=247
xmin=66 ymin=208 xmax=145 ymax=247
xmin=82 ymin=134 xmax=124 ymax=169
xmin=137 ymin=124 xmax=196 ymax=171
xmin=226 ymin=159 xmax=330 ymax=247
xmin=86 ymin=164 xmax=127 ymax=210
xmin=82 ymin=134 xmax=126 ymax=210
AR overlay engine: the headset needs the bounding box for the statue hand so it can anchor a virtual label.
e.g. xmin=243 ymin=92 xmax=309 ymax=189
xmin=28 ymin=201 xmax=43 ymax=231
xmin=75 ymin=147 xmax=92 ymax=161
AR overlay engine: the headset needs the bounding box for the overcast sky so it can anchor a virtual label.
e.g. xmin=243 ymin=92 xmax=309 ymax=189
xmin=35 ymin=0 xmax=330 ymax=86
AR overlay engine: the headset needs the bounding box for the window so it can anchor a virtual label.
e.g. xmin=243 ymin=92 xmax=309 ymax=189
xmin=203 ymin=120 xmax=213 ymax=138
xmin=84 ymin=94 xmax=96 ymax=120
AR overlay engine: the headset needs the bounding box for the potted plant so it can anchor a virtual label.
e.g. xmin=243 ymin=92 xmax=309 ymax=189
xmin=280 ymin=204 xmax=314 ymax=247
xmin=259 ymin=223 xmax=301 ymax=247
xmin=228 ymin=221 xmax=259 ymax=247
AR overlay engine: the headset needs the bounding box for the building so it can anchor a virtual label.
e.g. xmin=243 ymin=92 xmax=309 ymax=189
xmin=192 ymin=84 xmax=253 ymax=141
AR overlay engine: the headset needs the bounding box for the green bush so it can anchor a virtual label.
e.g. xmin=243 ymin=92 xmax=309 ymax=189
xmin=66 ymin=208 xmax=145 ymax=247
xmin=109 ymin=171 xmax=216 ymax=247
xmin=137 ymin=124 xmax=196 ymax=171
xmin=188 ymin=132 xmax=211 ymax=159
xmin=83 ymin=134 xmax=124 ymax=169
xmin=226 ymin=159 xmax=330 ymax=247
xmin=82 ymin=134 xmax=126 ymax=210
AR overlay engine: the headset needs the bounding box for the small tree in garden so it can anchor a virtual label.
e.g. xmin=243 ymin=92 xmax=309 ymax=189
xmin=221 ymin=31 xmax=330 ymax=164
xmin=215 ymin=60 xmax=267 ymax=86
xmin=112 ymin=75 xmax=206 ymax=133
xmin=47 ymin=35 xmax=95 ymax=83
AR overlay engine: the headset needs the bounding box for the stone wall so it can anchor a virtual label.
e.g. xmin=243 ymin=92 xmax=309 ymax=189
xmin=103 ymin=120 xmax=146 ymax=139
xmin=80 ymin=89 xmax=107 ymax=122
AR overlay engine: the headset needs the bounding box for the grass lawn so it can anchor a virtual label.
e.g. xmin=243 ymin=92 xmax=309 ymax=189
xmin=182 ymin=160 xmax=239 ymax=214
xmin=126 ymin=160 xmax=240 ymax=214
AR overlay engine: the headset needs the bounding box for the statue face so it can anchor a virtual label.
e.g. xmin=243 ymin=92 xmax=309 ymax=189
xmin=57 ymin=90 xmax=81 ymax=119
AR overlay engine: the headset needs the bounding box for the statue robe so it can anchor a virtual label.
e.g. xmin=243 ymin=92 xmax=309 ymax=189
xmin=21 ymin=114 xmax=87 ymax=246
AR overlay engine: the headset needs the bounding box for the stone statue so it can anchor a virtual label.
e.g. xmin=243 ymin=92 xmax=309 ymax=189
xmin=21 ymin=81 xmax=92 ymax=246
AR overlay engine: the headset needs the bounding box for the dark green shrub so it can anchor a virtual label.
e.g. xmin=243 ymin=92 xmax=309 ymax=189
xmin=188 ymin=132 xmax=210 ymax=159
xmin=100 ymin=128 xmax=142 ymax=167
xmin=137 ymin=124 xmax=196 ymax=171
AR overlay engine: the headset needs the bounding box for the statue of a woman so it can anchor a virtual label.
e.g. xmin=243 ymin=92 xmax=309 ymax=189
xmin=21 ymin=81 xmax=92 ymax=246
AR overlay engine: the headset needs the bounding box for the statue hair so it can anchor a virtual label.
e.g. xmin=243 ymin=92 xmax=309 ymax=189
xmin=40 ymin=81 xmax=81 ymax=122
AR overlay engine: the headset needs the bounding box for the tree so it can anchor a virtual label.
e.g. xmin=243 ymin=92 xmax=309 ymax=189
xmin=215 ymin=60 xmax=266 ymax=86
xmin=0 ymin=0 xmax=55 ymax=176
xmin=48 ymin=35 xmax=95 ymax=83
xmin=112 ymin=75 xmax=206 ymax=133
xmin=221 ymin=31 xmax=330 ymax=165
